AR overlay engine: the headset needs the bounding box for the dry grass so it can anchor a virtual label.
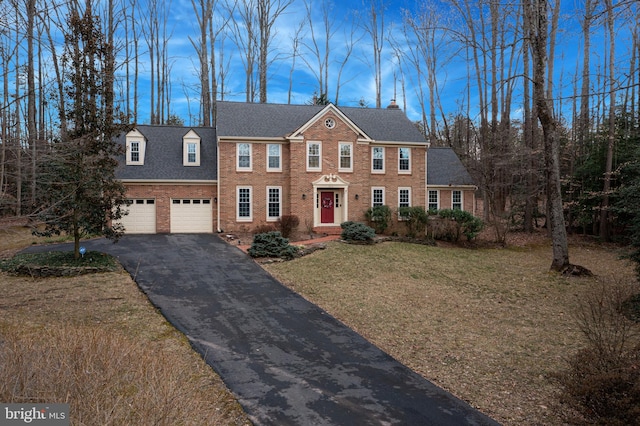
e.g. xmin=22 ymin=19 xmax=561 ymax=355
xmin=263 ymin=235 xmax=639 ymax=425
xmin=0 ymin=225 xmax=250 ymax=426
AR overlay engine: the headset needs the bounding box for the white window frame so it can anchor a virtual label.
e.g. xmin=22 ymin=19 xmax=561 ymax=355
xmin=372 ymin=187 xmax=385 ymax=207
xmin=428 ymin=190 xmax=439 ymax=211
xmin=237 ymin=186 xmax=252 ymax=221
xmin=237 ymin=143 xmax=252 ymax=171
xmin=126 ymin=137 xmax=145 ymax=165
xmin=307 ymin=141 xmax=322 ymax=171
xmin=130 ymin=141 xmax=140 ymax=163
xmin=186 ymin=143 xmax=197 ymax=164
xmin=372 ymin=146 xmax=385 ymax=173
xmin=338 ymin=142 xmax=353 ymax=172
xmin=398 ymin=147 xmax=411 ymax=173
xmin=398 ymin=187 xmax=411 ymax=208
xmin=452 ymin=190 xmax=463 ymax=210
xmin=182 ymin=132 xmax=201 ymax=166
xmin=266 ymin=186 xmax=282 ymax=221
xmin=267 ymin=144 xmax=282 ymax=172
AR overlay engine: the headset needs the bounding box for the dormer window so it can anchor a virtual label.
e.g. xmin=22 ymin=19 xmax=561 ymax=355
xmin=183 ymin=130 xmax=201 ymax=166
xmin=131 ymin=142 xmax=140 ymax=162
xmin=125 ymin=129 xmax=145 ymax=165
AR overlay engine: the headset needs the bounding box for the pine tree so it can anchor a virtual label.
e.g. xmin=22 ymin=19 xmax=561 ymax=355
xmin=34 ymin=0 xmax=127 ymax=259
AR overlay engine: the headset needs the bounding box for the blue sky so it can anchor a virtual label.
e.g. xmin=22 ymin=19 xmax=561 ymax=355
xmin=120 ymin=0 xmax=636 ymax=126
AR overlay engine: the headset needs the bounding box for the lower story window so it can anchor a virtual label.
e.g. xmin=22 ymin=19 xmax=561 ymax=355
xmin=452 ymin=190 xmax=462 ymax=210
xmin=428 ymin=190 xmax=439 ymax=211
xmin=267 ymin=187 xmax=281 ymax=220
xmin=237 ymin=187 xmax=252 ymax=220
xmin=372 ymin=187 xmax=384 ymax=207
xmin=399 ymin=188 xmax=411 ymax=208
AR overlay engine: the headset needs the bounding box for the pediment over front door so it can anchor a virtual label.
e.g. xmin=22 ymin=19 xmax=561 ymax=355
xmin=312 ymin=173 xmax=350 ymax=189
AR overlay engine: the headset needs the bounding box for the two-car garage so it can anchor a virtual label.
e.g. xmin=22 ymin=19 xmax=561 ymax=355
xmin=118 ymin=197 xmax=214 ymax=234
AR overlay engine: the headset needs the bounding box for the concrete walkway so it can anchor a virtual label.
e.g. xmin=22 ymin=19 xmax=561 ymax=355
xmin=24 ymin=234 xmax=499 ymax=425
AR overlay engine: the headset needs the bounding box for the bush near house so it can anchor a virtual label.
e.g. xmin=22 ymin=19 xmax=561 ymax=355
xmin=365 ymin=205 xmax=392 ymax=234
xmin=340 ymin=221 xmax=375 ymax=242
xmin=248 ymin=231 xmax=298 ymax=259
xmin=277 ymin=215 xmax=300 ymax=239
xmin=429 ymin=209 xmax=484 ymax=242
xmin=398 ymin=206 xmax=429 ymax=238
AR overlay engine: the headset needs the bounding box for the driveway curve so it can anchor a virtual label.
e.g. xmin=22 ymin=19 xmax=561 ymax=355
xmin=25 ymin=234 xmax=499 ymax=425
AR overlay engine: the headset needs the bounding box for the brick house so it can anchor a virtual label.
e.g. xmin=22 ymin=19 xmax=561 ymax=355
xmin=115 ymin=101 xmax=476 ymax=234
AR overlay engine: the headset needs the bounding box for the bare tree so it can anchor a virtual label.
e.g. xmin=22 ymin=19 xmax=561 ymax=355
xmin=256 ymin=0 xmax=294 ymax=103
xmin=599 ymin=0 xmax=617 ymax=241
xmin=360 ymin=0 xmax=386 ymax=108
xmin=526 ymin=0 xmax=570 ymax=271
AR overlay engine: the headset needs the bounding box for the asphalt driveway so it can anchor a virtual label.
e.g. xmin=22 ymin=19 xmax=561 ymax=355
xmin=25 ymin=234 xmax=499 ymax=425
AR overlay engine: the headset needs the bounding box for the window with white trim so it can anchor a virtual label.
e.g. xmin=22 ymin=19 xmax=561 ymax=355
xmin=125 ymin=133 xmax=145 ymax=165
xmin=372 ymin=187 xmax=385 ymax=207
xmin=307 ymin=141 xmax=321 ymax=171
xmin=182 ymin=131 xmax=201 ymax=166
xmin=237 ymin=143 xmax=252 ymax=171
xmin=398 ymin=188 xmax=411 ymax=208
xmin=398 ymin=147 xmax=411 ymax=173
xmin=237 ymin=186 xmax=252 ymax=221
xmin=130 ymin=141 xmax=140 ymax=162
xmin=267 ymin=187 xmax=281 ymax=220
xmin=339 ymin=142 xmax=352 ymax=172
xmin=267 ymin=144 xmax=281 ymax=171
xmin=372 ymin=147 xmax=384 ymax=172
xmin=428 ymin=190 xmax=439 ymax=211
xmin=187 ymin=143 xmax=197 ymax=163
xmin=452 ymin=190 xmax=462 ymax=210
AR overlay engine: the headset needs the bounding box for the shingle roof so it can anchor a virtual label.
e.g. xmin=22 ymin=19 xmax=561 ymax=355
xmin=115 ymin=125 xmax=218 ymax=181
xmin=427 ymin=147 xmax=476 ymax=186
xmin=215 ymin=101 xmax=427 ymax=143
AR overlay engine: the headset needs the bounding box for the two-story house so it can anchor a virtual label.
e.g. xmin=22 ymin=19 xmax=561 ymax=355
xmin=115 ymin=101 xmax=476 ymax=235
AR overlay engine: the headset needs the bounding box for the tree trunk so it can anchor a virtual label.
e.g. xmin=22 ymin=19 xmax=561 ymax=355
xmin=528 ymin=0 xmax=569 ymax=271
xmin=599 ymin=0 xmax=616 ymax=241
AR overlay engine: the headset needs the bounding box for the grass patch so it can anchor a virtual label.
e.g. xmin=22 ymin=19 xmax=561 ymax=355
xmin=0 ymin=251 xmax=119 ymax=276
xmin=0 ymin=225 xmax=250 ymax=425
xmin=264 ymin=239 xmax=639 ymax=426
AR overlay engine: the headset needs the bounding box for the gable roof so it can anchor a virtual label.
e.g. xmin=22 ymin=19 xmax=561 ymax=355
xmin=115 ymin=125 xmax=217 ymax=181
xmin=215 ymin=101 xmax=427 ymax=143
xmin=427 ymin=147 xmax=476 ymax=187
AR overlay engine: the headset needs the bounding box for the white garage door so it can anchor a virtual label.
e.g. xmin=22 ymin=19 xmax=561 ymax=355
xmin=170 ymin=198 xmax=213 ymax=233
xmin=119 ymin=199 xmax=156 ymax=234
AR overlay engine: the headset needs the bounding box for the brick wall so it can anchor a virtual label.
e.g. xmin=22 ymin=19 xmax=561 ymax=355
xmin=218 ymin=111 xmax=427 ymax=234
xmin=124 ymin=183 xmax=217 ymax=233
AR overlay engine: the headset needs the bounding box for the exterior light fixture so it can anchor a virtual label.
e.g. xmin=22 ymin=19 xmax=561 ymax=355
xmin=355 ymin=194 xmax=359 ymax=200
xmin=302 ymin=194 xmax=306 ymax=200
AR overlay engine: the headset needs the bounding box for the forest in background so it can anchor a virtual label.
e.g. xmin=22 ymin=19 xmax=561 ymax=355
xmin=0 ymin=0 xmax=639 ymax=253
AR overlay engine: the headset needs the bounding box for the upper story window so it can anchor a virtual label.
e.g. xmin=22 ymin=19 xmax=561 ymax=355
xmin=398 ymin=147 xmax=411 ymax=173
xmin=130 ymin=141 xmax=140 ymax=162
xmin=339 ymin=142 xmax=352 ymax=172
xmin=452 ymin=190 xmax=462 ymax=210
xmin=372 ymin=187 xmax=385 ymax=207
xmin=187 ymin=143 xmax=197 ymax=163
xmin=324 ymin=118 xmax=335 ymax=129
xmin=307 ymin=141 xmax=321 ymax=171
xmin=183 ymin=130 xmax=201 ymax=166
xmin=428 ymin=190 xmax=439 ymax=211
xmin=125 ymin=130 xmax=145 ymax=165
xmin=372 ymin=146 xmax=384 ymax=173
xmin=267 ymin=144 xmax=281 ymax=171
xmin=237 ymin=143 xmax=252 ymax=171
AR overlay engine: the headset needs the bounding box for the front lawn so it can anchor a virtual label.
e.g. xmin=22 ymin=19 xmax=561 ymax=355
xmin=263 ymin=237 xmax=639 ymax=425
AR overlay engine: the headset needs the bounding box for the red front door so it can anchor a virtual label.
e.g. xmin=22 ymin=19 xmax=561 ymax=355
xmin=320 ymin=191 xmax=334 ymax=223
